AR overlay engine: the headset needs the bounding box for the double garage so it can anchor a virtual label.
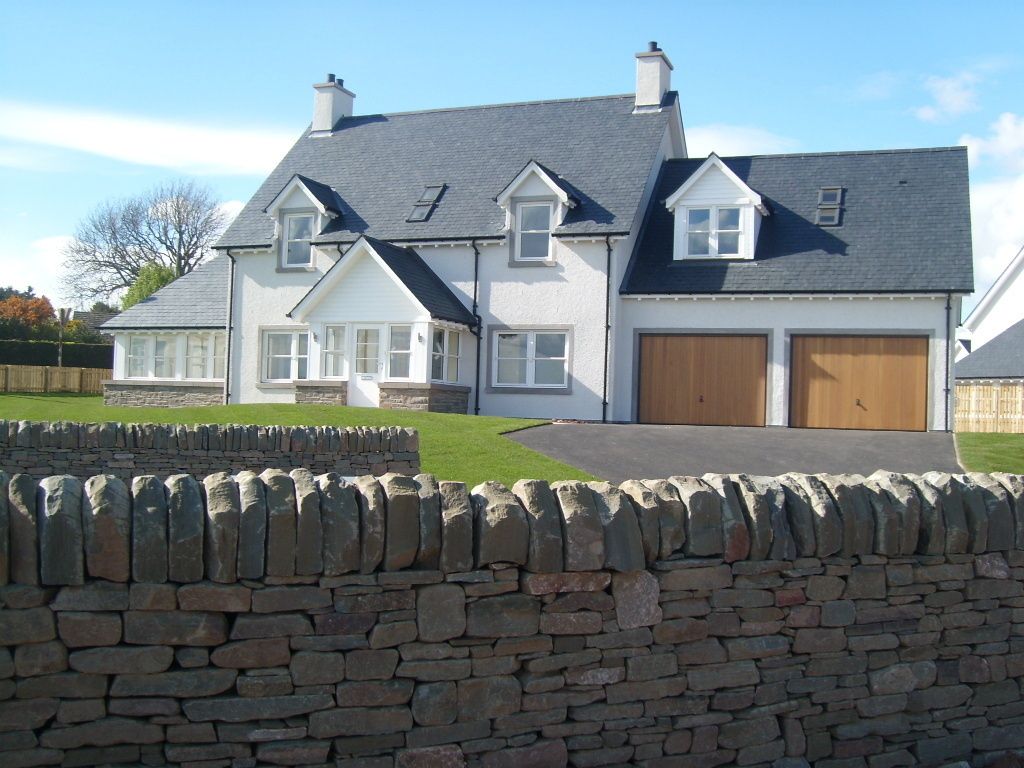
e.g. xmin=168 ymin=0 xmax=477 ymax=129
xmin=637 ymin=333 xmax=929 ymax=431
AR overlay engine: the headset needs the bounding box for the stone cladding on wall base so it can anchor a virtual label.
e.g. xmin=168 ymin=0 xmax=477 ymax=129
xmin=102 ymin=381 xmax=224 ymax=407
xmin=378 ymin=382 xmax=471 ymax=414
xmin=294 ymin=381 xmax=348 ymax=405
xmin=0 ymin=420 xmax=419 ymax=481
xmin=1 ymin=469 xmax=1024 ymax=768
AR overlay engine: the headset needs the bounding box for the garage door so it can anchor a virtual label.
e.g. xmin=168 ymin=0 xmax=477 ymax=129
xmin=790 ymin=335 xmax=928 ymax=431
xmin=638 ymin=334 xmax=767 ymax=426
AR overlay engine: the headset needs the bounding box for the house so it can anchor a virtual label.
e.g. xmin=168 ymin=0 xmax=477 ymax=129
xmin=956 ymin=243 xmax=1024 ymax=360
xmin=956 ymin=317 xmax=1024 ymax=382
xmin=103 ymin=44 xmax=974 ymax=432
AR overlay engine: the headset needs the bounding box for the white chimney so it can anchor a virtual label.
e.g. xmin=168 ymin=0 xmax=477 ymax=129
xmin=312 ymin=74 xmax=355 ymax=135
xmin=634 ymin=42 xmax=673 ymax=112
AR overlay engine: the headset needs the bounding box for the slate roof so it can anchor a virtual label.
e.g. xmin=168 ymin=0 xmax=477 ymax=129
xmin=102 ymin=256 xmax=228 ymax=330
xmin=216 ymin=94 xmax=675 ymax=249
xmin=290 ymin=175 xmax=344 ymax=215
xmin=956 ymin=318 xmax=1024 ymax=379
xmin=622 ymin=147 xmax=974 ymax=295
xmin=293 ymin=237 xmax=476 ymax=326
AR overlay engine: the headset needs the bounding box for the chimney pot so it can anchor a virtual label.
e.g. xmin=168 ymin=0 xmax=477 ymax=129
xmin=648 ymin=41 xmax=659 ymax=52
xmin=326 ymin=73 xmax=335 ymax=83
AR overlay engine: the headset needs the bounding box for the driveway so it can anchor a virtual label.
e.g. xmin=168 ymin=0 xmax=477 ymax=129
xmin=508 ymin=423 xmax=961 ymax=483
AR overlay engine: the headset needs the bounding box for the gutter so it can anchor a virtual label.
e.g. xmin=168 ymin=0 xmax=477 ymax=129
xmin=602 ymin=236 xmax=612 ymax=423
xmin=223 ymin=249 xmax=237 ymax=405
xmin=470 ymin=240 xmax=483 ymax=415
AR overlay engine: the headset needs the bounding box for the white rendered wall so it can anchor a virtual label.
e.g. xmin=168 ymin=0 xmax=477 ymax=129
xmin=612 ymin=295 xmax=955 ymax=431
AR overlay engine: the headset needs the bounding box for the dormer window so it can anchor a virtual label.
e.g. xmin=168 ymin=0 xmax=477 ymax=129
xmin=686 ymin=206 xmax=741 ymax=258
xmin=516 ymin=203 xmax=553 ymax=261
xmin=284 ymin=213 xmax=314 ymax=267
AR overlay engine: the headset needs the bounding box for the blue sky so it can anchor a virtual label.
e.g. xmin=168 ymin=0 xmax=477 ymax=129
xmin=2 ymin=0 xmax=1022 ymax=313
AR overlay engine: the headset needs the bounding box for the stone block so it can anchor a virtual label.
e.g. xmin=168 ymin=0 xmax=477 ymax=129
xmin=210 ymin=638 xmax=291 ymax=668
xmin=588 ymin=482 xmax=645 ymax=571
xmin=868 ymin=662 xmax=936 ymax=695
xmin=182 ymin=693 xmax=334 ymax=722
xmin=457 ymin=675 xmax=521 ymax=720
xmin=417 ymin=583 xmax=466 ymax=642
xmin=512 ymin=479 xmax=564 ymax=573
xmin=82 ymin=474 xmax=131 ymax=582
xmin=472 ymin=481 xmax=529 ymax=567
xmin=413 ymin=474 xmax=442 ymax=570
xmin=466 ymin=594 xmax=540 ymax=638
xmin=291 ymin=650 xmax=346 ymax=685
xmin=353 ymin=475 xmax=386 ymax=574
xmin=308 ymin=705 xmax=413 ymax=738
xmin=203 ymin=472 xmax=240 ymax=583
xmin=123 ymin=610 xmax=227 ymax=646
xmin=164 ymin=474 xmax=204 ymax=584
xmin=252 ymin=585 xmax=331 ymax=613
xmin=235 ymin=470 xmax=268 ymax=580
xmin=612 ymin=570 xmax=662 ymax=629
xmin=69 ymin=646 xmax=173 ymax=675
xmin=177 ymin=582 xmax=251 ymax=612
xmin=109 ymin=668 xmax=237 ymax=697
xmin=57 ymin=611 xmax=120 ymax=647
xmin=552 ymin=481 xmax=604 ymax=570
xmin=130 ymin=475 xmax=168 ymax=583
xmin=37 ymin=716 xmax=163 ymax=749
xmin=37 ymin=476 xmax=84 ymax=586
xmin=337 ymin=679 xmax=414 ymax=708
xmin=14 ymin=641 xmax=67 ymax=677
xmin=412 ymin=681 xmax=457 ymax=726
xmin=438 ymin=482 xmax=474 ymax=573
xmin=261 ymin=469 xmax=297 ymax=577
xmin=379 ymin=473 xmax=420 ymax=571
xmin=8 ymin=474 xmax=39 ymax=585
xmin=640 ymin=479 xmax=687 ymax=558
xmin=618 ymin=480 xmax=661 ymax=564
xmin=658 ymin=564 xmax=732 ymax=592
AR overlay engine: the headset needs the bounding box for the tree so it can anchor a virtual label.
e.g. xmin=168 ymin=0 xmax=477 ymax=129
xmin=0 ymin=286 xmax=35 ymax=301
xmin=0 ymin=295 xmax=55 ymax=327
xmin=61 ymin=180 xmax=229 ymax=302
xmin=121 ymin=263 xmax=177 ymax=310
xmin=89 ymin=301 xmax=120 ymax=314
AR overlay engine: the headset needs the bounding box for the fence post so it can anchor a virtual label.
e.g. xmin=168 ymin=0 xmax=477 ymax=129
xmin=77 ymin=367 xmax=84 ymax=394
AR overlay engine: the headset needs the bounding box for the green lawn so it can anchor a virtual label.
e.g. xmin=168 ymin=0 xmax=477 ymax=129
xmin=0 ymin=393 xmax=595 ymax=487
xmin=957 ymin=432 xmax=1024 ymax=474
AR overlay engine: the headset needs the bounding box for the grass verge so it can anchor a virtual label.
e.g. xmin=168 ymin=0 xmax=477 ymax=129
xmin=956 ymin=432 xmax=1024 ymax=474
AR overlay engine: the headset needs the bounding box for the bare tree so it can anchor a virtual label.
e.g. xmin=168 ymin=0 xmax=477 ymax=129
xmin=61 ymin=180 xmax=230 ymax=302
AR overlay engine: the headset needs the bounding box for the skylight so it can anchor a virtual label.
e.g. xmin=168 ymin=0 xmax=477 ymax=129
xmin=406 ymin=184 xmax=446 ymax=222
xmin=816 ymin=186 xmax=843 ymax=226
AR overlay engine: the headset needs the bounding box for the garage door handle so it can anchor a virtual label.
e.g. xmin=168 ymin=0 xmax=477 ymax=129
xmin=698 ymin=395 xmax=704 ymax=403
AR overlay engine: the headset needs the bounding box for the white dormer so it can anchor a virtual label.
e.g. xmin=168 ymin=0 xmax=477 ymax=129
xmin=665 ymin=154 xmax=768 ymax=261
xmin=264 ymin=175 xmax=343 ymax=270
xmin=496 ymin=161 xmax=578 ymax=264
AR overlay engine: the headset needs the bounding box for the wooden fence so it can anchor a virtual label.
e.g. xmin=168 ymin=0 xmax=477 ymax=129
xmin=0 ymin=365 xmax=110 ymax=395
xmin=955 ymin=380 xmax=1024 ymax=433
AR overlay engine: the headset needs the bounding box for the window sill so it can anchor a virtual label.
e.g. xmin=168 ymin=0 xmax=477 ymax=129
xmin=109 ymin=378 xmax=224 ymax=387
xmin=674 ymin=255 xmax=754 ymax=262
xmin=276 ymin=265 xmax=316 ymax=273
xmin=256 ymin=381 xmax=299 ymax=389
xmin=486 ymin=384 xmax=571 ymax=396
xmin=508 ymin=258 xmax=558 ymax=268
xmin=295 ymin=379 xmax=348 ymax=386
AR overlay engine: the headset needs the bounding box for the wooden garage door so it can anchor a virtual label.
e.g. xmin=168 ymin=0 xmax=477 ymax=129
xmin=638 ymin=335 xmax=767 ymax=426
xmin=790 ymin=335 xmax=928 ymax=431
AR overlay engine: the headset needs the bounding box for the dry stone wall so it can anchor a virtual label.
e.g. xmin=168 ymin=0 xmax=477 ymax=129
xmin=1 ymin=469 xmax=1024 ymax=768
xmin=0 ymin=420 xmax=419 ymax=481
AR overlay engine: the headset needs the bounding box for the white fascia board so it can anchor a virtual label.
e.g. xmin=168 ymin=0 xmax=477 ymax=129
xmin=289 ymin=237 xmax=430 ymax=322
xmin=264 ymin=176 xmax=336 ymax=218
xmin=963 ymin=244 xmax=1024 ymax=331
xmin=495 ymin=161 xmax=575 ymax=209
xmin=664 ymin=153 xmax=766 ymax=214
xmin=623 ymin=292 xmax=955 ymax=301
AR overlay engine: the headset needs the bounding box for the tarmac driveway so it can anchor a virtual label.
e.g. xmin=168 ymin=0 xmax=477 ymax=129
xmin=508 ymin=423 xmax=961 ymax=483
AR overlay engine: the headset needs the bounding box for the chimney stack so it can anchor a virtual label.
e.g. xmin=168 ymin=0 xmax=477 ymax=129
xmin=312 ymin=73 xmax=355 ymax=135
xmin=634 ymin=42 xmax=673 ymax=111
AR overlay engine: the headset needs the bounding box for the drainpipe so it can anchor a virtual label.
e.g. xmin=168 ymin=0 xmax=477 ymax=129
xmin=602 ymin=236 xmax=613 ymax=423
xmin=470 ymin=240 xmax=483 ymax=415
xmin=223 ymin=249 xmax=236 ymax=405
xmin=945 ymin=291 xmax=952 ymax=432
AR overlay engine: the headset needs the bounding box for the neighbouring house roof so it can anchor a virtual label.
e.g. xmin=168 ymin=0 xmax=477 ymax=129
xmin=956 ymin=317 xmax=1024 ymax=379
xmin=215 ymin=93 xmax=676 ymax=249
xmin=622 ymin=147 xmax=974 ymax=295
xmin=102 ymin=257 xmax=229 ymax=331
xmin=72 ymin=311 xmax=117 ymax=334
xmin=291 ymin=237 xmax=476 ymax=326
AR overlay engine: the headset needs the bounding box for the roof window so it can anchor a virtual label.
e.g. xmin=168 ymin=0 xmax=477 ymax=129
xmin=816 ymin=186 xmax=843 ymax=226
xmin=407 ymin=184 xmax=445 ymax=222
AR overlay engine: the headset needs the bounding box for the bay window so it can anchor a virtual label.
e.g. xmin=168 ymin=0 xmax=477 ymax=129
xmin=153 ymin=336 xmax=177 ymax=378
xmin=127 ymin=336 xmax=148 ymax=378
xmin=493 ymin=330 xmax=568 ymax=388
xmin=431 ymin=328 xmax=460 ymax=383
xmin=388 ymin=325 xmax=412 ymax=379
xmin=262 ymin=330 xmax=309 ymax=382
xmin=122 ymin=331 xmax=225 ymax=380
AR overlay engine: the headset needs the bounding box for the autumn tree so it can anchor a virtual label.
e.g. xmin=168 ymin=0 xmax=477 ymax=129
xmin=0 ymin=295 xmax=55 ymax=326
xmin=61 ymin=180 xmax=229 ymax=302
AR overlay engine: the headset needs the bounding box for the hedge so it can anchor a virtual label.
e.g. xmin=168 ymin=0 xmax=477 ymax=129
xmin=0 ymin=340 xmax=114 ymax=368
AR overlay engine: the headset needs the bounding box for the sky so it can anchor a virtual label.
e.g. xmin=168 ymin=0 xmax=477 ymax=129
xmin=1 ymin=0 xmax=1022 ymax=317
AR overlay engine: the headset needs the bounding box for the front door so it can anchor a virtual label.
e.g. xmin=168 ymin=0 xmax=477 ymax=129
xmin=349 ymin=325 xmax=384 ymax=407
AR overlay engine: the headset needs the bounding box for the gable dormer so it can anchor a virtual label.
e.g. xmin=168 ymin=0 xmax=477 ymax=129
xmin=664 ymin=154 xmax=768 ymax=261
xmin=496 ymin=161 xmax=578 ymax=264
xmin=264 ymin=175 xmax=343 ymax=270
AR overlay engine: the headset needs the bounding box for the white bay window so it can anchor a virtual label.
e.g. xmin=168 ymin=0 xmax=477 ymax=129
xmin=122 ymin=331 xmax=226 ymax=380
xmin=388 ymin=325 xmax=412 ymax=379
xmin=322 ymin=324 xmax=347 ymax=378
xmin=431 ymin=328 xmax=460 ymax=383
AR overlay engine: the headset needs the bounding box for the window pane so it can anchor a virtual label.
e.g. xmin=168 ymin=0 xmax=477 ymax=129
xmin=390 ymin=326 xmax=411 ymax=353
xmin=520 ymin=204 xmax=550 ymax=232
xmin=325 ymin=353 xmax=344 ymax=377
xmin=128 ymin=357 xmax=146 ymax=378
xmin=187 ymin=358 xmax=206 ymax=379
xmin=446 ymin=354 xmax=458 ymax=383
xmin=297 ymin=333 xmax=309 ymax=355
xmin=390 ymin=353 xmax=410 ymax=378
xmin=448 ymin=331 xmax=460 ymax=355
xmin=288 ymin=215 xmax=313 ymax=240
xmin=519 ymin=232 xmax=550 ymax=260
xmin=688 ymin=209 xmax=710 ymax=232
xmin=296 ymin=357 xmax=308 ymax=380
xmin=432 ymin=329 xmax=445 ymax=355
xmin=431 ymin=354 xmax=444 ymax=381
xmin=535 ymin=359 xmax=566 ymax=386
xmin=186 ymin=334 xmax=207 ymax=358
xmin=718 ymin=232 xmax=740 ymax=255
xmin=497 ymin=333 xmax=527 ymax=359
xmin=154 ymin=338 xmax=176 ymax=378
xmin=688 ymin=232 xmax=710 ymax=255
xmin=325 ymin=326 xmax=344 ymax=351
xmin=267 ymin=333 xmax=291 ymax=356
xmin=535 ymin=333 xmax=566 ymax=359
xmin=497 ymin=358 xmax=527 ymax=384
xmin=129 ymin=337 xmax=147 ymax=357
xmin=718 ymin=208 xmax=740 ymax=230
xmin=287 ymin=241 xmax=311 ymax=265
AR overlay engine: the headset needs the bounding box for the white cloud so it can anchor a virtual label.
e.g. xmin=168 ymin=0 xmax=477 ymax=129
xmin=0 ymin=144 xmax=64 ymax=171
xmin=217 ymin=199 xmax=246 ymax=223
xmin=961 ymin=112 xmax=1024 ymax=173
xmin=0 ymin=100 xmax=296 ymax=175
xmin=914 ymin=70 xmax=980 ymax=122
xmin=968 ymin=175 xmax=1024 ymax=294
xmin=686 ymin=124 xmax=798 ymax=157
xmin=0 ymin=235 xmax=74 ymax=306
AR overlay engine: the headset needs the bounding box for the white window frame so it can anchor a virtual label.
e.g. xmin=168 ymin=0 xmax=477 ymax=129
xmin=387 ymin=324 xmax=413 ymax=380
xmin=514 ymin=201 xmax=554 ymax=262
xmin=322 ymin=324 xmax=347 ymax=379
xmin=126 ymin=335 xmax=150 ymax=379
xmin=492 ymin=330 xmax=568 ymax=389
xmin=281 ymin=212 xmax=316 ymax=268
xmin=183 ymin=332 xmax=226 ymax=380
xmin=261 ymin=329 xmax=309 ymax=382
xmin=152 ymin=334 xmax=178 ymax=379
xmin=431 ymin=328 xmax=461 ymax=384
xmin=682 ymin=205 xmax=744 ymax=259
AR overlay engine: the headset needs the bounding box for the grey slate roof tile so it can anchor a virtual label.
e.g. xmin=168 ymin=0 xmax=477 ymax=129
xmin=102 ymin=256 xmax=228 ymax=330
xmin=622 ymin=147 xmax=974 ymax=295
xmin=956 ymin=318 xmax=1024 ymax=379
xmin=216 ymin=94 xmax=674 ymax=248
